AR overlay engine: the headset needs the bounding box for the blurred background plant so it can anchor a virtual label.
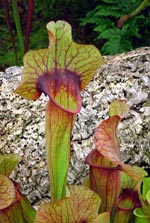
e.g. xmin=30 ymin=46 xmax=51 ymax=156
xmin=0 ymin=0 xmax=150 ymax=70
xmin=80 ymin=0 xmax=150 ymax=55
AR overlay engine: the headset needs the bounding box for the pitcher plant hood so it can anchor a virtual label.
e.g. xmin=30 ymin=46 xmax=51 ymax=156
xmin=14 ymin=20 xmax=103 ymax=114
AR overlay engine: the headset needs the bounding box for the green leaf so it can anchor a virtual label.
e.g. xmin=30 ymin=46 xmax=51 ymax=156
xmin=0 ymin=174 xmax=16 ymax=209
xmin=102 ymin=38 xmax=133 ymax=55
xmin=109 ymin=99 xmax=129 ymax=118
xmin=95 ymin=5 xmax=121 ymax=18
xmin=0 ymin=154 xmax=22 ymax=176
xmin=80 ymin=11 xmax=99 ymax=26
xmin=95 ymin=212 xmax=110 ymax=223
xmin=134 ymin=207 xmax=150 ymax=218
xmin=121 ymin=164 xmax=147 ymax=183
xmin=20 ymin=193 xmax=36 ymax=223
xmin=34 ymin=185 xmax=101 ymax=223
xmin=146 ymin=190 xmax=150 ymax=205
xmin=0 ymin=201 xmax=24 ymax=223
xmin=14 ymin=20 xmax=103 ymax=114
xmin=121 ymin=168 xmax=148 ymax=192
xmin=142 ymin=177 xmax=150 ymax=201
xmin=0 ymin=176 xmax=35 ymax=223
xmin=99 ymin=28 xmax=122 ymax=40
xmin=94 ymin=18 xmax=114 ymax=33
xmin=102 ymin=0 xmax=118 ymax=3
xmin=99 ymin=27 xmax=134 ymax=54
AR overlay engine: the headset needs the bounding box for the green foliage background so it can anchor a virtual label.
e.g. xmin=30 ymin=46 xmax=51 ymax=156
xmin=0 ymin=0 xmax=150 ymax=70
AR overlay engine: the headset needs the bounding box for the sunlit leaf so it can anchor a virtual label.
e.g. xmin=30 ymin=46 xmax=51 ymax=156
xmin=95 ymin=212 xmax=110 ymax=223
xmin=142 ymin=177 xmax=150 ymax=201
xmin=146 ymin=191 xmax=150 ymax=205
xmin=121 ymin=168 xmax=148 ymax=192
xmin=84 ymin=177 xmax=91 ymax=188
xmin=20 ymin=193 xmax=36 ymax=223
xmin=34 ymin=185 xmax=101 ymax=223
xmin=0 ymin=154 xmax=22 ymax=176
xmin=94 ymin=115 xmax=121 ymax=159
xmin=121 ymin=163 xmax=147 ymax=182
xmin=0 ymin=174 xmax=16 ymax=209
xmin=15 ymin=20 xmax=103 ymax=113
xmin=0 ymin=180 xmax=35 ymax=223
xmin=109 ymin=99 xmax=129 ymax=118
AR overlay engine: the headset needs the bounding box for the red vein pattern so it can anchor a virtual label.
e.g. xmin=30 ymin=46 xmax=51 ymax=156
xmin=0 ymin=174 xmax=16 ymax=209
xmin=34 ymin=186 xmax=101 ymax=223
xmin=15 ymin=20 xmax=103 ymax=114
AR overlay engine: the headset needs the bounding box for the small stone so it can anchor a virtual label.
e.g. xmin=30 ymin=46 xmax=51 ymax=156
xmin=141 ymin=76 xmax=150 ymax=87
xmin=128 ymin=92 xmax=148 ymax=106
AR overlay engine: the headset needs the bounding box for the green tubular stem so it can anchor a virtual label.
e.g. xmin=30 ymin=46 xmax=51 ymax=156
xmin=45 ymin=100 xmax=75 ymax=201
xmin=130 ymin=0 xmax=149 ymax=17
xmin=12 ymin=0 xmax=24 ymax=56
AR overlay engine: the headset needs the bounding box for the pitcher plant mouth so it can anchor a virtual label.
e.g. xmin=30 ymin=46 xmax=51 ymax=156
xmin=114 ymin=188 xmax=141 ymax=213
xmin=85 ymin=149 xmax=122 ymax=171
xmin=36 ymin=69 xmax=82 ymax=114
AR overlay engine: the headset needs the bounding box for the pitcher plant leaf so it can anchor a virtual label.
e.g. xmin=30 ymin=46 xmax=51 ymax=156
xmin=14 ymin=20 xmax=103 ymax=201
xmin=121 ymin=168 xmax=148 ymax=192
xmin=0 ymin=201 xmax=25 ymax=223
xmin=0 ymin=154 xmax=22 ymax=177
xmin=0 ymin=174 xmax=16 ymax=209
xmin=142 ymin=177 xmax=150 ymax=201
xmin=34 ymin=185 xmax=101 ymax=223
